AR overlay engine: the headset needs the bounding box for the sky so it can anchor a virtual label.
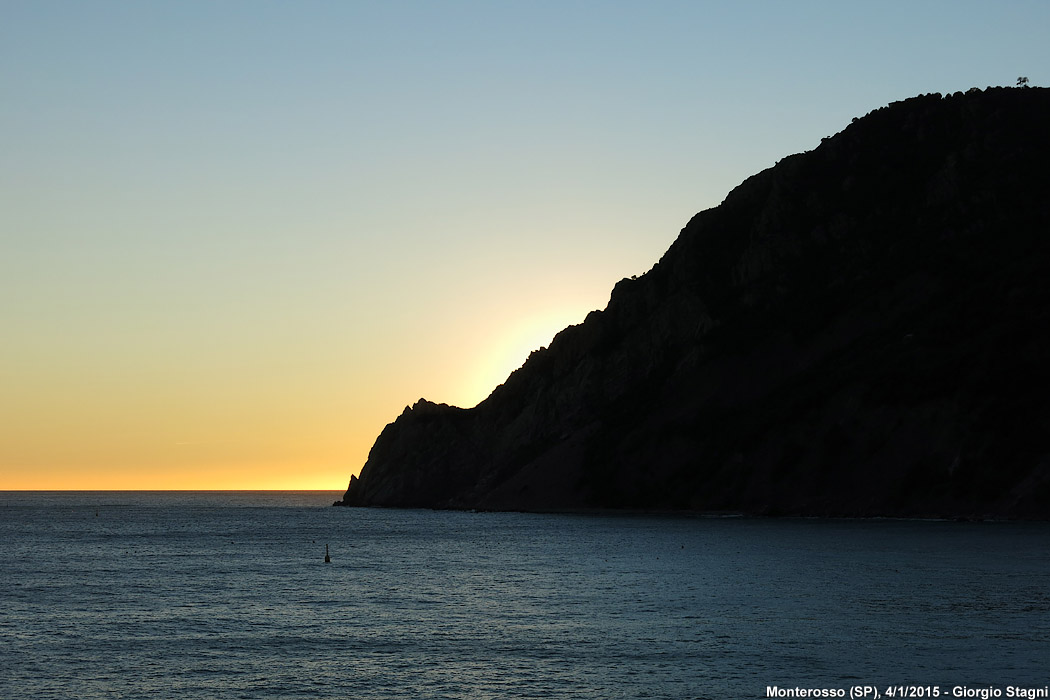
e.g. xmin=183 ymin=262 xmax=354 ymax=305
xmin=2 ymin=1 xmax=1047 ymax=490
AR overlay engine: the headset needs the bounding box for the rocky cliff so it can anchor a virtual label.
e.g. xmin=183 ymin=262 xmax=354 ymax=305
xmin=337 ymin=87 xmax=1050 ymax=518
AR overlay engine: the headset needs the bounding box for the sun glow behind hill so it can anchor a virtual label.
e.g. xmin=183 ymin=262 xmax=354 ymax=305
xmin=464 ymin=306 xmax=593 ymax=409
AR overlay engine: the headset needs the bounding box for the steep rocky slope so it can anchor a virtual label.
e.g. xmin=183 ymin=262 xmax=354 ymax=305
xmin=338 ymin=87 xmax=1050 ymax=518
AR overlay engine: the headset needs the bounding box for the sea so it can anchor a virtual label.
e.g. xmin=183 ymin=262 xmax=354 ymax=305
xmin=2 ymin=492 xmax=1049 ymax=700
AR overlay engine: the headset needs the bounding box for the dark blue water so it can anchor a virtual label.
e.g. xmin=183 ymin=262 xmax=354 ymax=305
xmin=2 ymin=492 xmax=1049 ymax=699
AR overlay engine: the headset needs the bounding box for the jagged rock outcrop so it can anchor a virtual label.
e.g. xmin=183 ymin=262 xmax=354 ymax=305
xmin=337 ymin=87 xmax=1050 ymax=518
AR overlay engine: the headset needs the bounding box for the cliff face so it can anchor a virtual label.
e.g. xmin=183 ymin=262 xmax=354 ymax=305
xmin=338 ymin=87 xmax=1050 ymax=518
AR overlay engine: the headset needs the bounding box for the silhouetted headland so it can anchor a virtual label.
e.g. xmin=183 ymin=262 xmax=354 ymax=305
xmin=337 ymin=87 xmax=1050 ymax=519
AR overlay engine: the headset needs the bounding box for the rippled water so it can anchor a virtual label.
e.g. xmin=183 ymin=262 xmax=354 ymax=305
xmin=2 ymin=492 xmax=1049 ymax=699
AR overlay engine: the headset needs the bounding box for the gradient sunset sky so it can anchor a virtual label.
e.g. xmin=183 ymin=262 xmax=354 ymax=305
xmin=3 ymin=1 xmax=1047 ymax=490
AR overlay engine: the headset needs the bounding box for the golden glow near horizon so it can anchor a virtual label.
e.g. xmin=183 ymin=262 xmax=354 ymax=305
xmin=4 ymin=2 xmax=1045 ymax=490
xmin=1 ymin=270 xmax=607 ymax=490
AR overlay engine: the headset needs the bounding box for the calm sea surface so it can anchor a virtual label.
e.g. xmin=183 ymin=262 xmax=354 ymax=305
xmin=1 ymin=491 xmax=1049 ymax=699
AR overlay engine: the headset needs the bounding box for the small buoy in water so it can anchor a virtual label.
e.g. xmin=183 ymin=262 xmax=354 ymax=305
xmin=324 ymin=544 xmax=331 ymax=563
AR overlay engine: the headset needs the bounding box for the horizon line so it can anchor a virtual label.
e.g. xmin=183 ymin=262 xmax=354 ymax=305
xmin=0 ymin=488 xmax=345 ymax=492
